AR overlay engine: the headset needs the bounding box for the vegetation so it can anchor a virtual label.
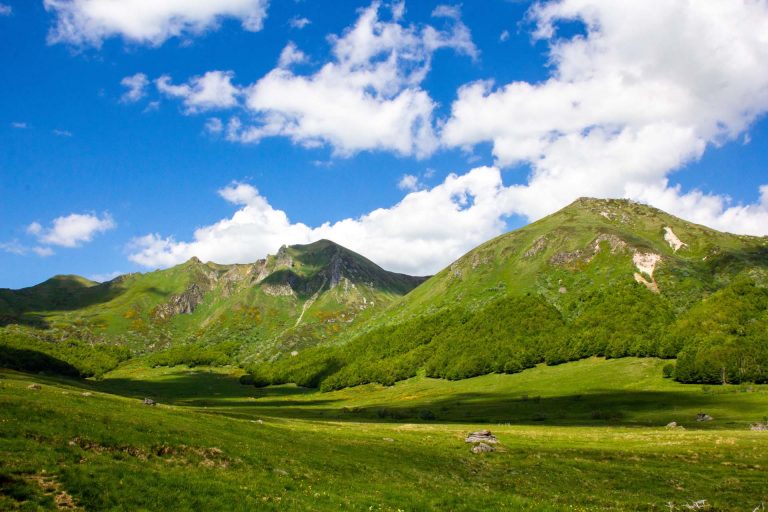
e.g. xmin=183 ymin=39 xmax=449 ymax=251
xmin=2 ymin=358 xmax=767 ymax=511
xmin=248 ymin=199 xmax=768 ymax=390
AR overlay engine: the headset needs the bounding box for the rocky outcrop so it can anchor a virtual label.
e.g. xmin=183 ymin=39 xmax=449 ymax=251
xmin=153 ymin=283 xmax=206 ymax=320
xmin=262 ymin=284 xmax=294 ymax=297
xmin=524 ymin=236 xmax=547 ymax=258
xmin=664 ymin=227 xmax=687 ymax=252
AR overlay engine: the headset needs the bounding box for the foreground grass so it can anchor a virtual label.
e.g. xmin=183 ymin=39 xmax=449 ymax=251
xmin=1 ymin=358 xmax=767 ymax=510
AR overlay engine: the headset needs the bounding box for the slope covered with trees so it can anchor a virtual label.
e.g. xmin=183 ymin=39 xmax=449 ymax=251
xmin=248 ymin=199 xmax=768 ymax=389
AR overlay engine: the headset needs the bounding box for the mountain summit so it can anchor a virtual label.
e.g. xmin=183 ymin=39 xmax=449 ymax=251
xmin=0 ymin=240 xmax=427 ymax=376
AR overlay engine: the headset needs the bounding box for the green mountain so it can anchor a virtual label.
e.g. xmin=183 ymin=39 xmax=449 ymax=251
xmin=252 ymin=198 xmax=768 ymax=389
xmin=0 ymin=240 xmax=426 ymax=377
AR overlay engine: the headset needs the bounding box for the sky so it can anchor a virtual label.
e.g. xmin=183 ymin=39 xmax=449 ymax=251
xmin=1 ymin=0 xmax=768 ymax=289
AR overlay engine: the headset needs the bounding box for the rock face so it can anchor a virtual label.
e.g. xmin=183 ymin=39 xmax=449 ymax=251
xmin=663 ymin=227 xmax=687 ymax=252
xmin=154 ymin=283 xmax=206 ymax=320
xmin=465 ymin=430 xmax=499 ymax=444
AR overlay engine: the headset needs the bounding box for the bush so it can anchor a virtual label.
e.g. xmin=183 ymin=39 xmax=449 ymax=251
xmin=662 ymin=363 xmax=675 ymax=379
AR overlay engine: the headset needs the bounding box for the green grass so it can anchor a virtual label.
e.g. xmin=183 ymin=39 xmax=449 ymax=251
xmin=2 ymin=357 xmax=767 ymax=510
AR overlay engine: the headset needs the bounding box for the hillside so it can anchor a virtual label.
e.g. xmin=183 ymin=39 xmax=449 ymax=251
xmin=0 ymin=240 xmax=426 ymax=377
xmin=251 ymin=198 xmax=768 ymax=389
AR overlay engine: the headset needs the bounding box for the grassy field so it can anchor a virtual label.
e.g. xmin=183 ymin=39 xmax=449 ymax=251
xmin=2 ymin=358 xmax=767 ymax=510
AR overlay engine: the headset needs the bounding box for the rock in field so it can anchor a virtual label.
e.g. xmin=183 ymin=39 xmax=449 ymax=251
xmin=465 ymin=430 xmax=499 ymax=444
xmin=750 ymin=423 xmax=767 ymax=431
xmin=695 ymin=412 xmax=713 ymax=422
xmin=142 ymin=398 xmax=156 ymax=406
xmin=471 ymin=443 xmax=494 ymax=454
xmin=27 ymin=383 xmax=41 ymax=390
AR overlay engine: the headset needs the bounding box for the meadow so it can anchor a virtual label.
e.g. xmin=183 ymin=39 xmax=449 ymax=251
xmin=1 ymin=357 xmax=767 ymax=511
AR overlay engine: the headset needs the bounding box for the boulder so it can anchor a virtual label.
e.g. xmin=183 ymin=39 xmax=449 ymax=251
xmin=465 ymin=430 xmax=499 ymax=444
xmin=695 ymin=413 xmax=713 ymax=422
xmin=27 ymin=383 xmax=41 ymax=390
xmin=471 ymin=443 xmax=494 ymax=454
xmin=142 ymin=398 xmax=156 ymax=406
xmin=666 ymin=421 xmax=678 ymax=428
xmin=750 ymin=423 xmax=767 ymax=431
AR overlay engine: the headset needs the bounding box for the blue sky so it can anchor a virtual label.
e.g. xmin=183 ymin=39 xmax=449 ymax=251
xmin=1 ymin=0 xmax=767 ymax=289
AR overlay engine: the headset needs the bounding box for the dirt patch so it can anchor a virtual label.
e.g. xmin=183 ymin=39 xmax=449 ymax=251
xmin=27 ymin=474 xmax=80 ymax=510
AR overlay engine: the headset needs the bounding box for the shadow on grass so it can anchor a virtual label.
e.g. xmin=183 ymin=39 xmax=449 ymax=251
xmin=95 ymin=371 xmax=317 ymax=404
xmin=201 ymin=389 xmax=739 ymax=427
xmin=64 ymin=367 xmax=762 ymax=427
xmin=0 ymin=346 xmax=81 ymax=378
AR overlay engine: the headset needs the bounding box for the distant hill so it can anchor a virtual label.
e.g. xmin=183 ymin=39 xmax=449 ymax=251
xmin=251 ymin=198 xmax=768 ymax=389
xmin=0 ymin=240 xmax=427 ymax=377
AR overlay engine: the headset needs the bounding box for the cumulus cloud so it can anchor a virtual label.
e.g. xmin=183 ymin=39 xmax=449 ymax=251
xmin=0 ymin=4 xmax=12 ymax=16
xmin=129 ymin=167 xmax=510 ymax=275
xmin=157 ymin=71 xmax=240 ymax=113
xmin=441 ymin=0 xmax=768 ymax=234
xmin=44 ymin=0 xmax=269 ymax=47
xmin=28 ymin=213 xmax=115 ymax=248
xmin=165 ymin=1 xmax=476 ymax=157
xmin=120 ymin=72 xmax=149 ymax=103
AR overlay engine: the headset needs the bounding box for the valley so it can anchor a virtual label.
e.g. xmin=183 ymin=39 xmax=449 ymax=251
xmin=2 ymin=358 xmax=767 ymax=511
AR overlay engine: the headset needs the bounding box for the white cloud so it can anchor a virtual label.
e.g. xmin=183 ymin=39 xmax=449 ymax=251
xmin=441 ymin=0 xmax=768 ymax=235
xmin=0 ymin=241 xmax=28 ymax=256
xmin=120 ymin=72 xmax=149 ymax=103
xmin=499 ymin=29 xmax=509 ymax=42
xmin=0 ymin=4 xmax=11 ymax=16
xmin=129 ymin=167 xmax=510 ymax=275
xmin=29 ymin=213 xmax=115 ymax=248
xmin=44 ymin=0 xmax=269 ymax=47
xmin=398 ymin=174 xmax=421 ymax=192
xmin=0 ymin=240 xmax=55 ymax=258
xmin=157 ymin=71 xmax=240 ymax=113
xmin=32 ymin=246 xmax=55 ymax=257
xmin=289 ymin=16 xmax=310 ymax=29
xmin=205 ymin=117 xmax=224 ymax=134
xmin=167 ymin=1 xmax=476 ymax=158
xmin=277 ymin=42 xmax=308 ymax=68
xmin=11 ymin=122 xmax=27 ymax=129
xmin=53 ymin=129 xmax=73 ymax=137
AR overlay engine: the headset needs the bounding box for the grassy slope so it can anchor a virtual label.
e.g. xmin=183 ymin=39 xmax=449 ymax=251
xmin=389 ymin=197 xmax=768 ymax=319
xmin=2 ymin=358 xmax=768 ymax=511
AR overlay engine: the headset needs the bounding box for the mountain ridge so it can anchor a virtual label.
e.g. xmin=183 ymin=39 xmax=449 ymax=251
xmin=0 ymin=239 xmax=427 ymax=376
xmin=247 ymin=198 xmax=768 ymax=389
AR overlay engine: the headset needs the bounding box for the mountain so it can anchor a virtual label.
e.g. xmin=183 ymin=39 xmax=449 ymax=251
xmin=0 ymin=240 xmax=427 ymax=377
xmin=251 ymin=198 xmax=768 ymax=389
